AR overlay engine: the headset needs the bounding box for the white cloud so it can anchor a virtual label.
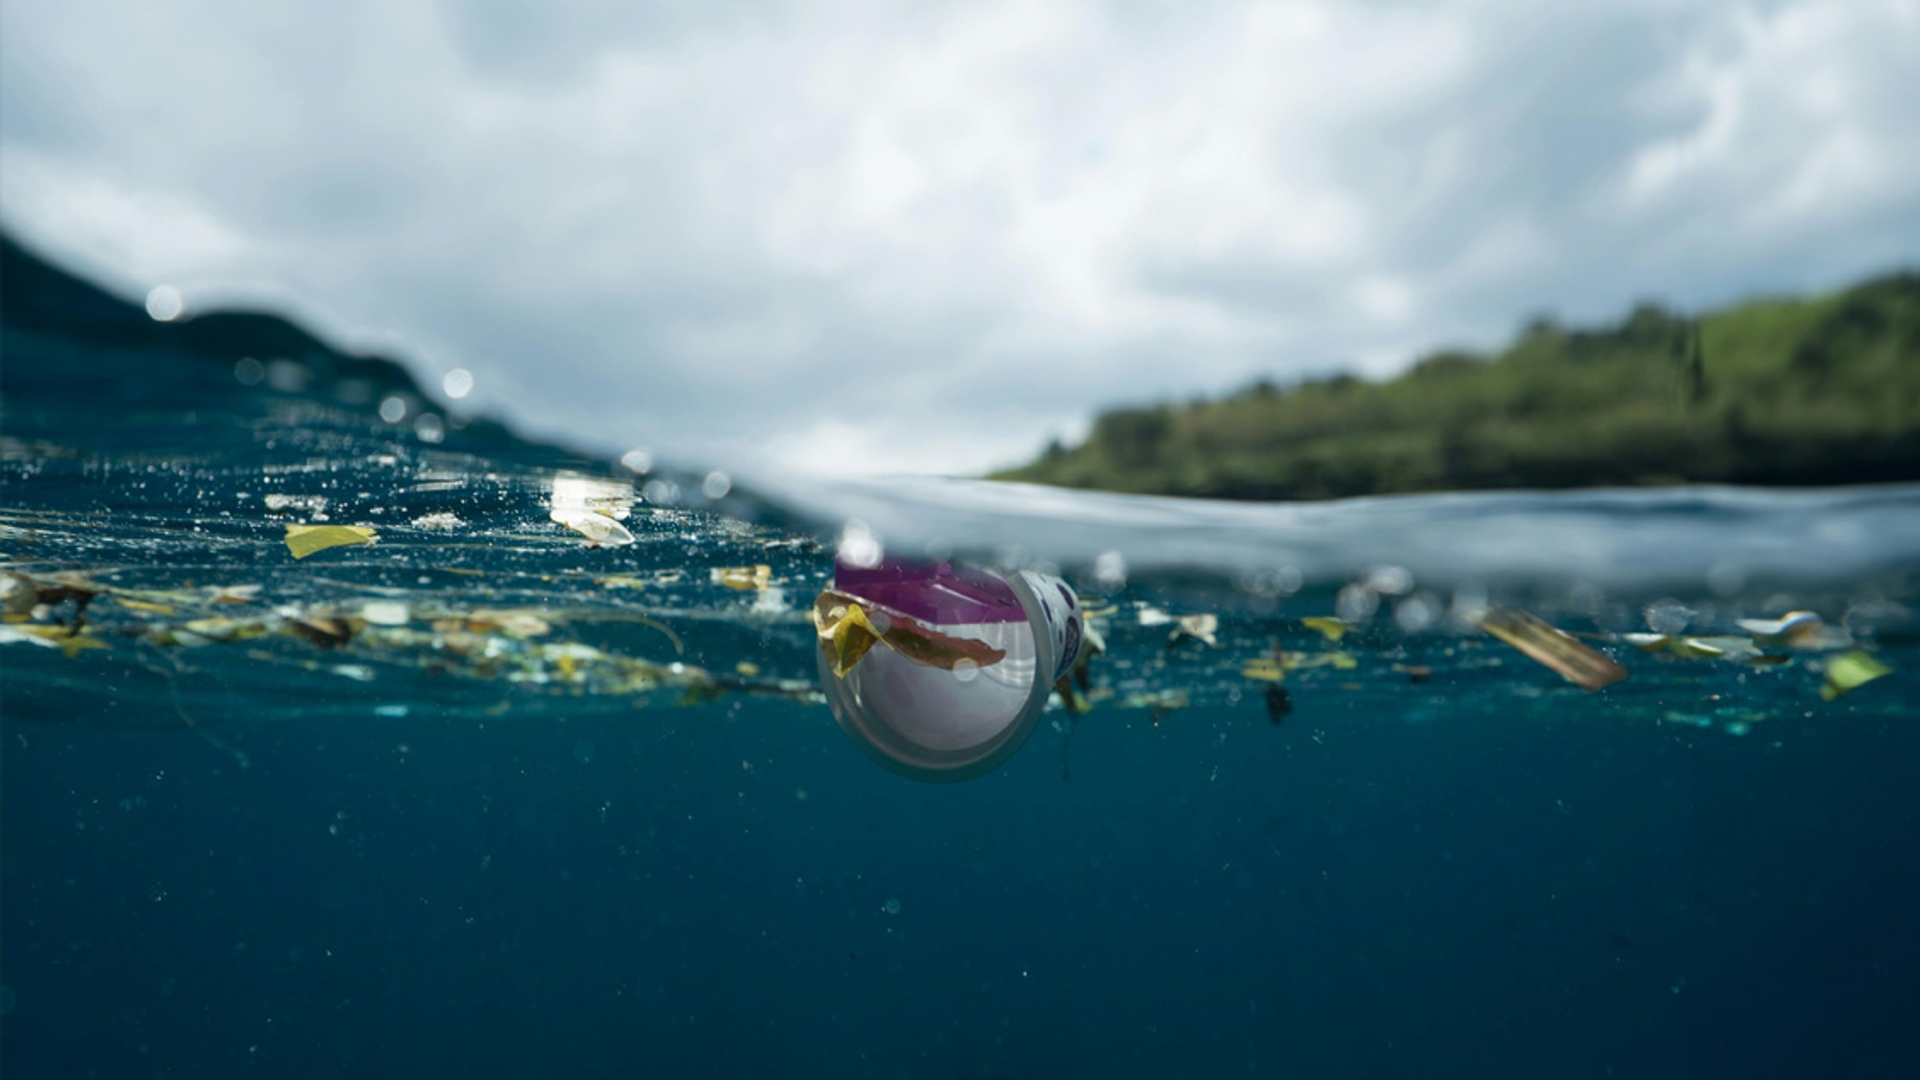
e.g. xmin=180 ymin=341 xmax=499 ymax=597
xmin=2 ymin=0 xmax=1916 ymax=478
xmin=1620 ymin=0 xmax=1920 ymax=235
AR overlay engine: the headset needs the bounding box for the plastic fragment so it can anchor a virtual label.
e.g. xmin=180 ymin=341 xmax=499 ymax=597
xmin=1737 ymin=611 xmax=1829 ymax=649
xmin=7 ymin=623 xmax=108 ymax=657
xmin=813 ymin=595 xmax=883 ymax=677
xmin=713 ymin=565 xmax=773 ymax=591
xmin=1821 ymin=651 xmax=1892 ymax=701
xmin=1301 ymin=617 xmax=1347 ymax=642
xmin=1477 ymin=608 xmax=1627 ymax=691
xmin=0 ymin=625 xmax=57 ymax=648
xmin=1 ymin=574 xmax=38 ymax=616
xmin=285 ymin=524 xmax=377 ymax=560
xmin=1122 ymin=689 xmax=1190 ymax=724
xmin=1241 ymin=657 xmax=1285 ymax=682
xmin=551 ymin=510 xmax=636 ymax=546
xmin=360 ymin=600 xmax=410 ymax=626
xmin=286 ymin=613 xmax=356 ymax=648
xmin=446 ymin=609 xmax=552 ymax=637
xmin=1621 ymin=634 xmax=1761 ymax=661
xmin=1169 ymin=613 xmax=1218 ymax=648
xmin=114 ymin=596 xmax=176 ymax=615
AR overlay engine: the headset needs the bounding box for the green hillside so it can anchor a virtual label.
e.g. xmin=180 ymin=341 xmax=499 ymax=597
xmin=995 ymin=272 xmax=1920 ymax=499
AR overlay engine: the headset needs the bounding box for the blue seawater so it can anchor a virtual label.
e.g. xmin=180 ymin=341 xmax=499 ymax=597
xmin=4 ymin=237 xmax=1920 ymax=1079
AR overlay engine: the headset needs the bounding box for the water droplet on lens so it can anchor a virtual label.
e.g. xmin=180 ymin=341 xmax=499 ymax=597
xmin=1336 ymin=583 xmax=1380 ymax=621
xmin=951 ymin=658 xmax=979 ymax=682
xmin=442 ymin=368 xmax=474 ymax=399
xmin=883 ymin=897 xmax=901 ymax=915
xmin=145 ymin=285 xmax=183 ymax=322
xmin=839 ymin=519 xmax=884 ymax=569
xmin=1645 ymin=598 xmax=1692 ymax=635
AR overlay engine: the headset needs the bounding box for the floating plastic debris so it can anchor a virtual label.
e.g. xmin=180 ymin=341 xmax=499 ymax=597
xmin=551 ymin=510 xmax=635 ymax=546
xmin=1821 ymin=651 xmax=1892 ymax=701
xmin=1169 ymin=613 xmax=1219 ymax=648
xmin=1240 ymin=657 xmax=1285 ymax=682
xmin=713 ymin=565 xmax=773 ymax=591
xmin=284 ymin=524 xmax=377 ymax=560
xmin=1620 ymin=634 xmax=1764 ymax=662
xmin=548 ymin=473 xmax=637 ymax=546
xmin=360 ymin=601 xmax=410 ymax=626
xmin=814 ymin=556 xmax=1082 ymax=782
xmin=1301 ymin=617 xmax=1347 ymax=642
xmin=1738 ymin=611 xmax=1848 ymax=651
xmin=1477 ymin=608 xmax=1628 ymax=691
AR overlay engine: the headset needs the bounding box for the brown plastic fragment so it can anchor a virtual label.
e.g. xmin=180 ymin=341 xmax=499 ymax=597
xmin=1477 ymin=608 xmax=1627 ymax=691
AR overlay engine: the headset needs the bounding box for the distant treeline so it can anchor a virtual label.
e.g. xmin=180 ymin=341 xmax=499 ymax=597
xmin=995 ymin=272 xmax=1920 ymax=499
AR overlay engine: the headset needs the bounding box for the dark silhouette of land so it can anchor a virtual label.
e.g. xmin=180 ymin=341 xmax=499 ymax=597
xmin=997 ymin=272 xmax=1920 ymax=499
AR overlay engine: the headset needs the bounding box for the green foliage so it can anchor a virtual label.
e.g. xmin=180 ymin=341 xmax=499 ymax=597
xmin=996 ymin=272 xmax=1920 ymax=499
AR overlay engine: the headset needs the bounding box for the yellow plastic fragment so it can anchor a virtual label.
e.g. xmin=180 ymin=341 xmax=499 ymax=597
xmin=284 ymin=524 xmax=377 ymax=560
xmin=0 ymin=625 xmax=57 ymax=648
xmin=184 ymin=617 xmax=270 ymax=643
xmin=114 ymin=596 xmax=177 ymax=615
xmin=1301 ymin=617 xmax=1347 ymax=642
xmin=1821 ymin=651 xmax=1892 ymax=701
xmin=1477 ymin=608 xmax=1627 ymax=691
xmin=449 ymin=609 xmax=552 ymax=638
xmin=813 ymin=595 xmax=884 ymax=678
xmin=1241 ymin=657 xmax=1286 ymax=682
xmin=713 ymin=565 xmax=773 ymax=591
xmin=12 ymin=624 xmax=108 ymax=657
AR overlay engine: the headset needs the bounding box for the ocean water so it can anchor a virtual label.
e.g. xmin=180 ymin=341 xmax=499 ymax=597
xmin=5 ymin=258 xmax=1920 ymax=1079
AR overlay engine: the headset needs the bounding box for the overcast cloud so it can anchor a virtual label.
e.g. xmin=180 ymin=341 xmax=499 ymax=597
xmin=4 ymin=0 xmax=1917 ymax=477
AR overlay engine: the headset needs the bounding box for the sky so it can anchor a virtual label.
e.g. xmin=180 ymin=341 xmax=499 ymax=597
xmin=4 ymin=0 xmax=1918 ymax=479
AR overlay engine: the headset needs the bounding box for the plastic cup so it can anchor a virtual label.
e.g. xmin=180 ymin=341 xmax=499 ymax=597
xmin=816 ymin=556 xmax=1083 ymax=782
